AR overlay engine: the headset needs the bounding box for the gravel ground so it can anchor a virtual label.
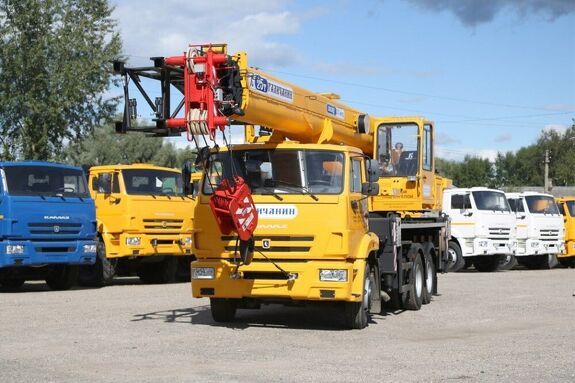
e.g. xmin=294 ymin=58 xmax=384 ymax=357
xmin=1 ymin=268 xmax=574 ymax=382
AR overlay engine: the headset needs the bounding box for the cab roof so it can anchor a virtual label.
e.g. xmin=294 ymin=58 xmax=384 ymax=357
xmin=0 ymin=160 xmax=82 ymax=171
xmin=89 ymin=163 xmax=180 ymax=173
xmin=444 ymin=187 xmax=503 ymax=194
xmin=505 ymin=191 xmax=554 ymax=198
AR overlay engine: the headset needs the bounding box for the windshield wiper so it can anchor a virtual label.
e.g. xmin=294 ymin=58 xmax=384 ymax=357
xmin=258 ymin=188 xmax=284 ymax=201
xmin=270 ymin=180 xmax=318 ymax=201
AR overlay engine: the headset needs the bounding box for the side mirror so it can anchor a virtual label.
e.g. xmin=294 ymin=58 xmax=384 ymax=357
xmin=361 ymin=182 xmax=379 ymax=196
xmin=182 ymin=160 xmax=193 ymax=195
xmin=517 ymin=213 xmax=526 ymax=220
xmin=365 ymin=159 xmax=380 ymax=183
xmin=463 ymin=210 xmax=473 ymax=217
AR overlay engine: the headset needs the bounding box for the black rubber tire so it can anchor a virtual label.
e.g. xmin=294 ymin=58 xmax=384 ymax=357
xmin=447 ymin=241 xmax=465 ymax=272
xmin=45 ymin=265 xmax=79 ymax=291
xmin=403 ymin=252 xmax=424 ymax=311
xmin=175 ymin=256 xmax=194 ymax=282
xmin=473 ymin=255 xmax=501 ymax=272
xmin=210 ymin=298 xmax=238 ymax=322
xmin=497 ymin=254 xmax=517 ymax=271
xmin=0 ymin=277 xmax=25 ymax=289
xmin=528 ymin=254 xmax=558 ymax=270
xmin=138 ymin=257 xmax=178 ymax=284
xmin=78 ymin=239 xmax=115 ymax=287
xmin=345 ymin=263 xmax=371 ymax=329
xmin=422 ymin=251 xmax=435 ymax=305
xmin=558 ymin=257 xmax=575 ymax=268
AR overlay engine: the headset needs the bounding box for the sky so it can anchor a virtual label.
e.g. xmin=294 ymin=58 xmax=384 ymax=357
xmin=111 ymin=0 xmax=575 ymax=161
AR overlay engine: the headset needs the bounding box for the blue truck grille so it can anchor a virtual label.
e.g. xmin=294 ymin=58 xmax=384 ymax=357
xmin=28 ymin=222 xmax=82 ymax=235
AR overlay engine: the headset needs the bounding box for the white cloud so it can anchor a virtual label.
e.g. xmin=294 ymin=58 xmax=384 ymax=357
xmin=112 ymin=0 xmax=302 ymax=67
xmin=543 ymin=124 xmax=569 ymax=134
xmin=436 ymin=147 xmax=499 ymax=162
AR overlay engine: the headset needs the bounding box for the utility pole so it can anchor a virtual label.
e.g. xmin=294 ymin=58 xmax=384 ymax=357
xmin=544 ymin=149 xmax=550 ymax=193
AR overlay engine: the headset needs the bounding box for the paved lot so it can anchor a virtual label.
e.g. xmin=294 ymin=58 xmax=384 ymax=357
xmin=1 ymin=268 xmax=574 ymax=382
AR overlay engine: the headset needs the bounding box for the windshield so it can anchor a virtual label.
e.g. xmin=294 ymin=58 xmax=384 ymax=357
xmin=3 ymin=165 xmax=89 ymax=198
xmin=566 ymin=201 xmax=575 ymax=217
xmin=202 ymin=149 xmax=345 ymax=195
xmin=377 ymin=123 xmax=419 ymax=177
xmin=122 ymin=169 xmax=183 ymax=196
xmin=525 ymin=195 xmax=560 ymax=214
xmin=472 ymin=191 xmax=511 ymax=212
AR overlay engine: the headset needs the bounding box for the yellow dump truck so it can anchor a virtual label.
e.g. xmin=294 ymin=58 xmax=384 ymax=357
xmin=114 ymin=44 xmax=452 ymax=328
xmin=555 ymin=197 xmax=575 ymax=267
xmin=79 ymin=164 xmax=195 ymax=285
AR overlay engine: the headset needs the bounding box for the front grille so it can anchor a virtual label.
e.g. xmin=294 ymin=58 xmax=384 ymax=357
xmin=539 ymin=229 xmax=560 ymax=241
xmin=35 ymin=247 xmax=75 ymax=253
xmin=222 ymin=235 xmax=314 ymax=253
xmin=242 ymin=271 xmax=290 ymax=280
xmin=28 ymin=222 xmax=81 ymax=235
xmin=488 ymin=227 xmax=511 ymax=237
xmin=143 ymin=219 xmax=183 ymax=230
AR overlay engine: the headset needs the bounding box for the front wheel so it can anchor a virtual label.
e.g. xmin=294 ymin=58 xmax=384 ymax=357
xmin=345 ymin=263 xmax=372 ymax=329
xmin=0 ymin=277 xmax=25 ymax=289
xmin=497 ymin=254 xmax=516 ymax=271
xmin=558 ymin=257 xmax=575 ymax=268
xmin=210 ymin=298 xmax=238 ymax=322
xmin=45 ymin=265 xmax=79 ymax=290
xmin=447 ymin=241 xmax=465 ymax=272
xmin=78 ymin=239 xmax=115 ymax=287
xmin=473 ymin=255 xmax=501 ymax=272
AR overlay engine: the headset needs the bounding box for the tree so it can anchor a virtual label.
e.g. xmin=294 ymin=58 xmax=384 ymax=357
xmin=436 ymin=156 xmax=494 ymax=188
xmin=0 ymin=0 xmax=121 ymax=160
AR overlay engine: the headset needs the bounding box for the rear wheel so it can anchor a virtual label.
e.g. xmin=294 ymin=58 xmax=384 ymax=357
xmin=473 ymin=255 xmax=501 ymax=272
xmin=45 ymin=265 xmax=79 ymax=290
xmin=78 ymin=239 xmax=115 ymax=287
xmin=210 ymin=298 xmax=238 ymax=322
xmin=138 ymin=257 xmax=178 ymax=284
xmin=403 ymin=251 xmax=424 ymax=311
xmin=422 ymin=251 xmax=435 ymax=305
xmin=447 ymin=241 xmax=465 ymax=272
xmin=345 ymin=263 xmax=372 ymax=329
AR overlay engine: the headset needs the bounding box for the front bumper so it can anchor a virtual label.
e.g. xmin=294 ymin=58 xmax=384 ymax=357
xmin=0 ymin=239 xmax=96 ymax=268
xmin=515 ymin=239 xmax=564 ymax=257
xmin=107 ymin=232 xmax=194 ymax=258
xmin=191 ymin=258 xmax=365 ymax=303
xmin=463 ymin=237 xmax=515 ymax=256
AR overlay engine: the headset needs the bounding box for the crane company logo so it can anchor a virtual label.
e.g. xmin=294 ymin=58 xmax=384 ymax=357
xmin=326 ymin=104 xmax=345 ymax=119
xmin=53 ymin=226 xmax=60 ymax=233
xmin=256 ymin=204 xmax=298 ymax=220
xmin=44 ymin=216 xmax=69 ymax=220
xmin=249 ymin=74 xmax=294 ymax=103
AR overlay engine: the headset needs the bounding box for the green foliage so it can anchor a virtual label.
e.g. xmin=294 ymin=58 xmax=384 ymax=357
xmin=438 ymin=119 xmax=575 ymax=188
xmin=0 ymin=0 xmax=121 ymax=160
xmin=61 ymin=123 xmax=197 ymax=169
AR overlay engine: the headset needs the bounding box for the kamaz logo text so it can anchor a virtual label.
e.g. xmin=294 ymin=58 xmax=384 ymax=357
xmin=44 ymin=216 xmax=70 ymax=220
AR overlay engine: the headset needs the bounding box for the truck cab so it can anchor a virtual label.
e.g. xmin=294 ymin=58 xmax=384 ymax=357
xmin=506 ymin=192 xmax=564 ymax=269
xmin=81 ymin=164 xmax=195 ymax=285
xmin=554 ymin=196 xmax=575 ymax=268
xmin=0 ymin=161 xmax=97 ymax=290
xmin=442 ymin=187 xmax=516 ymax=272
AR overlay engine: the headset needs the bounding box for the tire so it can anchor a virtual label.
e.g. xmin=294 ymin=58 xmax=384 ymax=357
xmin=497 ymin=254 xmax=516 ymax=271
xmin=558 ymin=257 xmax=575 ymax=268
xmin=176 ymin=256 xmax=193 ymax=282
xmin=473 ymin=255 xmax=501 ymax=272
xmin=138 ymin=257 xmax=178 ymax=284
xmin=345 ymin=263 xmax=371 ymax=329
xmin=78 ymin=239 xmax=115 ymax=287
xmin=403 ymin=250 xmax=424 ymax=311
xmin=447 ymin=241 xmax=465 ymax=272
xmin=210 ymin=298 xmax=238 ymax=322
xmin=422 ymin=251 xmax=435 ymax=305
xmin=527 ymin=254 xmax=558 ymax=270
xmin=45 ymin=265 xmax=79 ymax=291
xmin=0 ymin=277 xmax=25 ymax=289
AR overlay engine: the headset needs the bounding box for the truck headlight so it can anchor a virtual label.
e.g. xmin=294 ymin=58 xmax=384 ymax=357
xmin=126 ymin=237 xmax=141 ymax=246
xmin=478 ymin=240 xmax=488 ymax=247
xmin=6 ymin=245 xmax=24 ymax=254
xmin=319 ymin=269 xmax=347 ymax=282
xmin=191 ymin=267 xmax=215 ymax=280
xmin=180 ymin=237 xmax=193 ymax=246
xmin=83 ymin=244 xmax=97 ymax=253
xmin=530 ymin=241 xmax=540 ymax=248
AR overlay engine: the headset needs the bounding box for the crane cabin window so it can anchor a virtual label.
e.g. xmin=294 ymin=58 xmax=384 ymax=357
xmin=121 ymin=169 xmax=183 ymax=196
xmin=377 ymin=123 xmax=419 ymax=177
xmin=203 ymin=149 xmax=345 ymax=195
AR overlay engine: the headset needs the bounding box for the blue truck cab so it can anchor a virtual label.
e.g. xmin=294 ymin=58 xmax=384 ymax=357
xmin=0 ymin=161 xmax=97 ymax=290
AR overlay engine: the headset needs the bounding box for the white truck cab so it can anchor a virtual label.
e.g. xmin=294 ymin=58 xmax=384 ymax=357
xmin=443 ymin=187 xmax=516 ymax=272
xmin=505 ymin=192 xmax=564 ymax=269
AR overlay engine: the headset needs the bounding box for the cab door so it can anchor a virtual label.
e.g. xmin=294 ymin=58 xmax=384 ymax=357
xmin=421 ymin=124 xmax=434 ymax=207
xmin=91 ymin=171 xmax=124 ymax=233
xmin=349 ymin=156 xmax=368 ymax=234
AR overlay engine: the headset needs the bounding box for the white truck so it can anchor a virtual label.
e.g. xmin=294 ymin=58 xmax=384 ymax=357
xmin=443 ymin=187 xmax=516 ymax=272
xmin=505 ymin=192 xmax=564 ymax=269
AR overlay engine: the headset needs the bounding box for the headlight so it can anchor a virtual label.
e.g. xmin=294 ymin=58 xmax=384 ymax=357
xmin=83 ymin=244 xmax=97 ymax=253
xmin=530 ymin=241 xmax=540 ymax=248
xmin=126 ymin=237 xmax=141 ymax=246
xmin=478 ymin=240 xmax=488 ymax=247
xmin=6 ymin=245 xmax=24 ymax=254
xmin=180 ymin=237 xmax=193 ymax=246
xmin=319 ymin=269 xmax=347 ymax=282
xmin=191 ymin=267 xmax=215 ymax=280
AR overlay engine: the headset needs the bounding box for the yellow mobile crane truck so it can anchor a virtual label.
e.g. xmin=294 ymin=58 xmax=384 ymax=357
xmin=79 ymin=164 xmax=195 ymax=285
xmin=114 ymin=44 xmax=451 ymax=328
xmin=555 ymin=197 xmax=575 ymax=268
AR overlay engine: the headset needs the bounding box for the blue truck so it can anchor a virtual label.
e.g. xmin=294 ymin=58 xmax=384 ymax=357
xmin=0 ymin=161 xmax=97 ymax=290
